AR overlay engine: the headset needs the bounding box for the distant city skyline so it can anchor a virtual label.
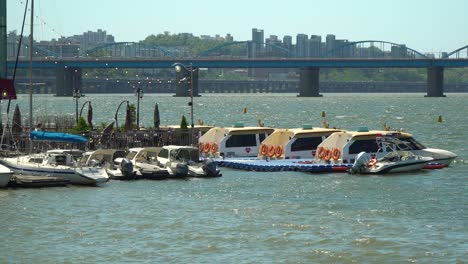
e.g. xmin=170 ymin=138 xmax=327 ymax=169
xmin=6 ymin=0 xmax=467 ymax=53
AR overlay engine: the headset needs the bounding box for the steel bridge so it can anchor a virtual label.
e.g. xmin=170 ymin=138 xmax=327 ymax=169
xmin=5 ymin=40 xmax=468 ymax=97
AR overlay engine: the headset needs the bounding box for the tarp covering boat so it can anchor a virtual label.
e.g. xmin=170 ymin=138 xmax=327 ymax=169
xmin=30 ymin=131 xmax=88 ymax=143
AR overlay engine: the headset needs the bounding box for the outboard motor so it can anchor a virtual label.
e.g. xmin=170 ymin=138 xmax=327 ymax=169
xmin=350 ymin=152 xmax=371 ymax=174
xmin=173 ymin=163 xmax=189 ymax=178
xmin=120 ymin=158 xmax=135 ymax=179
xmin=202 ymin=159 xmax=220 ymax=177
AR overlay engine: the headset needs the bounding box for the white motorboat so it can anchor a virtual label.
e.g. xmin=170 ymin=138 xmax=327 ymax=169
xmin=316 ymin=128 xmax=457 ymax=166
xmin=0 ymin=149 xmax=109 ymax=186
xmin=349 ymin=135 xmax=434 ymax=174
xmin=158 ymin=145 xmax=221 ymax=178
xmin=0 ymin=164 xmax=14 ymax=188
xmin=116 ymin=147 xmax=170 ymax=180
xmin=79 ymin=149 xmax=136 ymax=180
xmin=198 ymin=124 xmax=274 ymax=158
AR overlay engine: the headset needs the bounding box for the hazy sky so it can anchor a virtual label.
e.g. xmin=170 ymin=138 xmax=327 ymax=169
xmin=6 ymin=0 xmax=467 ymax=53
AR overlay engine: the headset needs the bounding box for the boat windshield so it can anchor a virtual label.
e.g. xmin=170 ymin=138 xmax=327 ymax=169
xmin=126 ymin=151 xmax=138 ymax=160
xmin=399 ymin=137 xmax=426 ymax=150
xmin=173 ymin=148 xmax=199 ymax=162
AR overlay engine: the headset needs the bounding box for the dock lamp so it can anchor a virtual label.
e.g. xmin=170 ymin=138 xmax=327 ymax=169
xmin=173 ymin=62 xmax=196 ymax=146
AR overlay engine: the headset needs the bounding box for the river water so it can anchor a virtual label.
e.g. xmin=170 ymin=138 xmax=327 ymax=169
xmin=0 ymin=93 xmax=466 ymax=263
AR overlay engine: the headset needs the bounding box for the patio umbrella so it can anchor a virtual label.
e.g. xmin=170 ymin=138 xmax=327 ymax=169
xmin=12 ymin=104 xmax=22 ymax=134
xmin=87 ymin=102 xmax=93 ymax=130
xmin=125 ymin=104 xmax=132 ymax=131
xmin=154 ymin=102 xmax=160 ymax=129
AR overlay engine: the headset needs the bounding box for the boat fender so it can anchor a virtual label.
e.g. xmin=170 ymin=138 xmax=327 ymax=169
xmin=211 ymin=143 xmax=218 ymax=153
xmin=203 ymin=142 xmax=211 ymax=153
xmin=260 ymin=144 xmax=269 ymax=156
xmin=274 ymin=145 xmax=283 ymax=158
xmin=332 ymin=148 xmax=341 ymax=160
xmin=317 ymin=147 xmax=325 ymax=159
xmin=268 ymin=145 xmax=276 ymax=157
xmin=323 ymin=148 xmax=332 ymax=161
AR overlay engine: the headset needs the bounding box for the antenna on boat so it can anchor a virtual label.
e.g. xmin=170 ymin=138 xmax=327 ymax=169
xmin=28 ymin=0 xmax=34 ymax=153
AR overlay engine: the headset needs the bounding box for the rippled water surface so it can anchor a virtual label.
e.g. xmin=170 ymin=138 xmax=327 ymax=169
xmin=0 ymin=93 xmax=467 ymax=263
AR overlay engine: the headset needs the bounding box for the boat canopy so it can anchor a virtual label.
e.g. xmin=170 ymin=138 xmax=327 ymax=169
xmin=199 ymin=126 xmax=274 ymax=143
xmin=30 ymin=131 xmax=88 ymax=143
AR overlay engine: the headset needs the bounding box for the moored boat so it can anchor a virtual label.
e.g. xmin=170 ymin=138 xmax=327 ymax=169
xmin=198 ymin=124 xmax=274 ymax=158
xmin=349 ymin=135 xmax=433 ymax=174
xmin=0 ymin=164 xmax=14 ymax=188
xmin=316 ymin=127 xmax=457 ymax=166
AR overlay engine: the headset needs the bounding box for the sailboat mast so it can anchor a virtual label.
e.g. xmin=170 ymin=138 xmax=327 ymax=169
xmin=29 ymin=0 xmax=33 ymax=132
xmin=28 ymin=0 xmax=33 ymax=152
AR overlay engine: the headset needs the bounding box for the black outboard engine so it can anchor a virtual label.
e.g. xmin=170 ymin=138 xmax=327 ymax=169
xmin=203 ymin=159 xmax=221 ymax=177
xmin=120 ymin=158 xmax=135 ymax=180
xmin=173 ymin=163 xmax=189 ymax=178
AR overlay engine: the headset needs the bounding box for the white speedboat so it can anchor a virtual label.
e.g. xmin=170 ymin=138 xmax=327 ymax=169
xmin=158 ymin=145 xmax=221 ymax=178
xmin=198 ymin=124 xmax=274 ymax=158
xmin=79 ymin=149 xmax=136 ymax=180
xmin=0 ymin=164 xmax=14 ymax=188
xmin=0 ymin=150 xmax=109 ymax=186
xmin=317 ymin=128 xmax=457 ymax=166
xmin=116 ymin=147 xmax=170 ymax=180
xmin=349 ymin=136 xmax=433 ymax=174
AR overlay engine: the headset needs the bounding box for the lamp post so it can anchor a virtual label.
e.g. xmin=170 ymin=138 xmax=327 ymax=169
xmin=73 ymin=88 xmax=81 ymax=124
xmin=79 ymin=100 xmax=91 ymax=118
xmin=173 ymin=63 xmax=196 ymax=146
xmin=135 ymin=86 xmax=143 ymax=129
xmin=114 ymin=100 xmax=129 ymax=130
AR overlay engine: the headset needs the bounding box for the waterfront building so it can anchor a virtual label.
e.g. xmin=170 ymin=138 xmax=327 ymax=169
xmin=325 ymin=34 xmax=336 ymax=56
xmin=296 ymin=33 xmax=308 ymax=58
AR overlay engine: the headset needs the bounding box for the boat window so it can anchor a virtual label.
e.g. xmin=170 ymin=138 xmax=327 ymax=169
xmin=158 ymin=148 xmax=169 ymax=159
xmin=55 ymin=155 xmax=67 ymax=166
xmin=291 ymin=137 xmax=323 ymax=152
xmin=29 ymin=158 xmax=43 ymax=163
xmin=189 ymin=149 xmax=199 ymax=161
xmin=226 ymin=134 xmax=257 ymax=147
xmin=176 ymin=149 xmax=191 ymax=161
xmin=399 ymin=137 xmax=426 ymax=150
xmin=259 ymin=133 xmax=266 ymax=143
xmin=79 ymin=155 xmax=90 ymax=165
xmin=349 ymin=139 xmax=380 ymax=154
xmin=126 ymin=151 xmax=137 ymax=160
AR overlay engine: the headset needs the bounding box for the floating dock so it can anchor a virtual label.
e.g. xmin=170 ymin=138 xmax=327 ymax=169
xmin=9 ymin=175 xmax=70 ymax=188
xmin=215 ymin=159 xmax=353 ymax=173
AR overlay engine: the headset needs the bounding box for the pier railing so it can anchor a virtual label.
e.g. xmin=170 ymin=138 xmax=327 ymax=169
xmin=1 ymin=128 xmax=199 ymax=155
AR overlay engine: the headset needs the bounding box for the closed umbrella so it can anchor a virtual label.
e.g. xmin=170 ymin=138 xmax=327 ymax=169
xmin=12 ymin=104 xmax=22 ymax=134
xmin=87 ymin=102 xmax=93 ymax=130
xmin=125 ymin=104 xmax=132 ymax=131
xmin=154 ymin=102 xmax=160 ymax=129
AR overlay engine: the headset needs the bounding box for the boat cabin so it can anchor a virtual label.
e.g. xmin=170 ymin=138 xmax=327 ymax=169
xmin=258 ymin=126 xmax=342 ymax=159
xmin=79 ymin=149 xmax=127 ymax=168
xmin=157 ymin=145 xmax=200 ymax=163
xmin=198 ymin=125 xmax=275 ymax=157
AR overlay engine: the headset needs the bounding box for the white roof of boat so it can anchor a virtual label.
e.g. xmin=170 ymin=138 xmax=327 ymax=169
xmin=199 ymin=126 xmax=274 ymax=143
xmin=163 ymin=145 xmax=197 ymax=150
xmin=318 ymin=130 xmax=412 ymax=149
xmin=260 ymin=127 xmax=342 ymax=146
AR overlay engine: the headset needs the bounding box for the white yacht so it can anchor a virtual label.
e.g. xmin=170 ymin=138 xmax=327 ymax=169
xmin=157 ymin=145 xmax=221 ymax=178
xmin=198 ymin=124 xmax=274 ymax=158
xmin=258 ymin=126 xmax=342 ymax=159
xmin=349 ymin=135 xmax=433 ymax=174
xmin=0 ymin=164 xmax=14 ymax=188
xmin=0 ymin=149 xmax=109 ymax=186
xmin=316 ymin=128 xmax=457 ymax=166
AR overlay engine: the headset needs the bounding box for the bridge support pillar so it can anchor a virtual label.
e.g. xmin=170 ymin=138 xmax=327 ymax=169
xmin=174 ymin=67 xmax=199 ymax=97
xmin=298 ymin=67 xmax=321 ymax=97
xmin=426 ymin=66 xmax=445 ymax=97
xmin=56 ymin=66 xmax=82 ymax=96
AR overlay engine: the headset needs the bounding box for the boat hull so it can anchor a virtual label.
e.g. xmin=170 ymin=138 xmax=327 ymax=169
xmin=0 ymin=172 xmax=13 ymax=187
xmin=0 ymin=159 xmax=108 ymax=186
